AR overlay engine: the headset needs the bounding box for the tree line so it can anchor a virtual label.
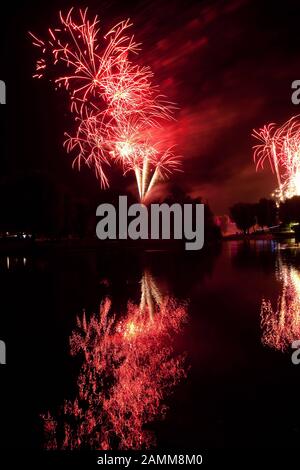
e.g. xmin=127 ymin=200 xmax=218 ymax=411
xmin=229 ymin=196 xmax=300 ymax=235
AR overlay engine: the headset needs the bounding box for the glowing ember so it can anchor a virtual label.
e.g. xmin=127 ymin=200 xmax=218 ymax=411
xmin=30 ymin=8 xmax=181 ymax=200
xmin=41 ymin=272 xmax=187 ymax=450
xmin=253 ymin=116 xmax=300 ymax=202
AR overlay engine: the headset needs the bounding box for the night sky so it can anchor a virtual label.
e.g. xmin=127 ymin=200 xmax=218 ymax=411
xmin=1 ymin=0 xmax=300 ymax=213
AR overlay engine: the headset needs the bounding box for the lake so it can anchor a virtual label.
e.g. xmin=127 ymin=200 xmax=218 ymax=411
xmin=1 ymin=239 xmax=300 ymax=449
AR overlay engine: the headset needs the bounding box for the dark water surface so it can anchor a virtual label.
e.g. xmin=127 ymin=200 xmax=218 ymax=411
xmin=1 ymin=240 xmax=300 ymax=449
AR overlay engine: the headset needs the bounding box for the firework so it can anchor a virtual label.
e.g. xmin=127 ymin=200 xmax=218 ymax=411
xmin=30 ymin=8 xmax=180 ymax=200
xmin=253 ymin=116 xmax=300 ymax=202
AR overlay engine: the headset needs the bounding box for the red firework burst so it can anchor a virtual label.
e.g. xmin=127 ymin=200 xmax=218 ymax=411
xmin=253 ymin=116 xmax=300 ymax=201
xmin=30 ymin=8 xmax=180 ymax=200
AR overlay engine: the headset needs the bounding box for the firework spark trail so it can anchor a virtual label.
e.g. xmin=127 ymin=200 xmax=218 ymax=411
xmin=30 ymin=8 xmax=180 ymax=199
xmin=253 ymin=116 xmax=300 ymax=202
xmin=252 ymin=124 xmax=283 ymax=198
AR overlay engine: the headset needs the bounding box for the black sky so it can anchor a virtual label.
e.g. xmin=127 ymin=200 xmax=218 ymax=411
xmin=1 ymin=0 xmax=300 ymax=213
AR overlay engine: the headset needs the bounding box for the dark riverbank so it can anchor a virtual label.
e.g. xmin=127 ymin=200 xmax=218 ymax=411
xmin=223 ymin=231 xmax=296 ymax=241
xmin=0 ymin=236 xmax=221 ymax=256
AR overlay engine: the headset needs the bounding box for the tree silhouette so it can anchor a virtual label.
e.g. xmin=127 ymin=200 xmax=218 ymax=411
xmin=279 ymin=196 xmax=300 ymax=225
xmin=230 ymin=202 xmax=256 ymax=235
xmin=255 ymin=198 xmax=277 ymax=229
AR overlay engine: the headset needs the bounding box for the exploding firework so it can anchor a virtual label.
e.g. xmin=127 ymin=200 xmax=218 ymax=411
xmin=30 ymin=8 xmax=180 ymax=200
xmin=253 ymin=116 xmax=300 ymax=202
